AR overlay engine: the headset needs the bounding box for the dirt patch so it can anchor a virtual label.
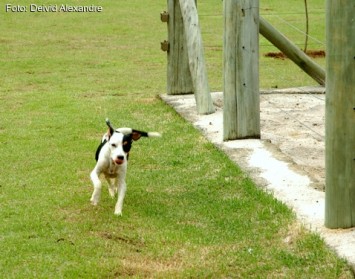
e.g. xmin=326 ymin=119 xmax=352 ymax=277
xmin=264 ymin=50 xmax=325 ymax=60
xmin=211 ymin=88 xmax=326 ymax=191
xmin=259 ymin=92 xmax=325 ymax=190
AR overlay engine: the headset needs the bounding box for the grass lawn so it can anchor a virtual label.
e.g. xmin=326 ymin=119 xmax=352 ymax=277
xmin=0 ymin=0 xmax=353 ymax=278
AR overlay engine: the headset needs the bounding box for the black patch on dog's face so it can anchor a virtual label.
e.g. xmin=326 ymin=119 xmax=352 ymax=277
xmin=122 ymin=134 xmax=133 ymax=153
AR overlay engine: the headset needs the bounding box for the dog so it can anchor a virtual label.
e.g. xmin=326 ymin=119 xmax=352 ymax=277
xmin=90 ymin=119 xmax=161 ymax=215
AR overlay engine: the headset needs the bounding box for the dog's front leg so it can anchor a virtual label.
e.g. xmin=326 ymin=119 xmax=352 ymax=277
xmin=90 ymin=169 xmax=102 ymax=206
xmin=114 ymin=177 xmax=127 ymax=216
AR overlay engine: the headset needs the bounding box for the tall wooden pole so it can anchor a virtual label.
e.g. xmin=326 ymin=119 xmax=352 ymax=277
xmin=325 ymin=0 xmax=355 ymax=229
xmin=179 ymin=0 xmax=215 ymax=115
xmin=166 ymin=0 xmax=194 ymax=95
xmin=223 ymin=0 xmax=260 ymax=140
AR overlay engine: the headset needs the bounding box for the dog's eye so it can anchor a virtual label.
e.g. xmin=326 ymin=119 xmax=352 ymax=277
xmin=123 ymin=141 xmax=128 ymax=146
xmin=111 ymin=143 xmax=117 ymax=148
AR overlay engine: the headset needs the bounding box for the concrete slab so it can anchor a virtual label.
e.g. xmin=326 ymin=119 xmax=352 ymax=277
xmin=161 ymin=87 xmax=355 ymax=271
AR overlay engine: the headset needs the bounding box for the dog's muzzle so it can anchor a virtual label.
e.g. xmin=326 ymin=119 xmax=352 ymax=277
xmin=113 ymin=155 xmax=125 ymax=165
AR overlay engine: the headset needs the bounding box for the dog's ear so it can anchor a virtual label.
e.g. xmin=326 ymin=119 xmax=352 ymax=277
xmin=115 ymin=127 xmax=162 ymax=141
xmin=107 ymin=127 xmax=114 ymax=138
xmin=132 ymin=131 xmax=143 ymax=141
xmin=105 ymin=118 xmax=115 ymax=138
xmin=131 ymin=130 xmax=150 ymax=141
xmin=131 ymin=129 xmax=162 ymax=141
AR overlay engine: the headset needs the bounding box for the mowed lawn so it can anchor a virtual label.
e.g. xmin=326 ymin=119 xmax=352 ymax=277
xmin=0 ymin=0 xmax=353 ymax=278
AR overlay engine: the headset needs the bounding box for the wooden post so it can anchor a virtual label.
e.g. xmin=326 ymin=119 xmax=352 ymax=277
xmin=223 ymin=0 xmax=260 ymax=140
xmin=325 ymin=0 xmax=355 ymax=229
xmin=179 ymin=0 xmax=215 ymax=115
xmin=259 ymin=17 xmax=325 ymax=86
xmin=166 ymin=0 xmax=194 ymax=95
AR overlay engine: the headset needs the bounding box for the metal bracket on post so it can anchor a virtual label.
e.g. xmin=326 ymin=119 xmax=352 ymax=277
xmin=160 ymin=11 xmax=169 ymax=52
xmin=160 ymin=40 xmax=169 ymax=52
xmin=160 ymin=11 xmax=169 ymax=22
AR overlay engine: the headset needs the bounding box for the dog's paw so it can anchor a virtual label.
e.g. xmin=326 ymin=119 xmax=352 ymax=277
xmin=90 ymin=198 xmax=98 ymax=206
xmin=114 ymin=210 xmax=122 ymax=216
xmin=114 ymin=202 xmax=123 ymax=216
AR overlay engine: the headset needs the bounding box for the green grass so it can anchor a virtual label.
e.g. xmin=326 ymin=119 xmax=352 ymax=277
xmin=0 ymin=0 xmax=353 ymax=278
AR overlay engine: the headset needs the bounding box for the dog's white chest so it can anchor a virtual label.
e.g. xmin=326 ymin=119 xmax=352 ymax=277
xmin=105 ymin=161 xmax=120 ymax=177
xmin=102 ymin=159 xmax=127 ymax=179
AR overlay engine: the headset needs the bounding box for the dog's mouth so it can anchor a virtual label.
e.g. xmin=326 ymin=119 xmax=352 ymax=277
xmin=113 ymin=158 xmax=124 ymax=165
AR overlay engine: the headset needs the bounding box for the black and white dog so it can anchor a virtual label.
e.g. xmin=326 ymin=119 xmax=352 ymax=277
xmin=90 ymin=119 xmax=161 ymax=215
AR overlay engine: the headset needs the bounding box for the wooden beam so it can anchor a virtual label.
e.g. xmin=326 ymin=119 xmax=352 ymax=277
xmin=179 ymin=0 xmax=215 ymax=115
xmin=325 ymin=0 xmax=355 ymax=229
xmin=223 ymin=0 xmax=260 ymax=140
xmin=259 ymin=16 xmax=325 ymax=86
xmin=166 ymin=0 xmax=194 ymax=95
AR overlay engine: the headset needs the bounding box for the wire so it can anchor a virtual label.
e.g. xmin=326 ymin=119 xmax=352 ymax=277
xmin=271 ymin=15 xmax=325 ymax=46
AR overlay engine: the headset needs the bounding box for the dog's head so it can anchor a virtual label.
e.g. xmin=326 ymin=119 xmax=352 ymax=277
xmin=94 ymin=119 xmax=161 ymax=164
xmin=107 ymin=132 xmax=132 ymax=165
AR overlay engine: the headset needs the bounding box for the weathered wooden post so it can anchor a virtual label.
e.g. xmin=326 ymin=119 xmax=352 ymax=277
xmin=165 ymin=0 xmax=194 ymax=95
xmin=179 ymin=0 xmax=215 ymax=115
xmin=325 ymin=0 xmax=355 ymax=228
xmin=223 ymin=0 xmax=260 ymax=140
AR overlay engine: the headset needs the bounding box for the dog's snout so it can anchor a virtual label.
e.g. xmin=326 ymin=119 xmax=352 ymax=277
xmin=113 ymin=155 xmax=125 ymax=165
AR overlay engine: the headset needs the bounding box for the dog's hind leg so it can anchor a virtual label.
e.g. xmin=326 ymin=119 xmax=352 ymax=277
xmin=105 ymin=176 xmax=117 ymax=198
xmin=90 ymin=169 xmax=102 ymax=206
